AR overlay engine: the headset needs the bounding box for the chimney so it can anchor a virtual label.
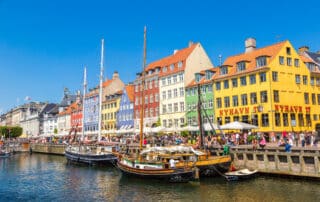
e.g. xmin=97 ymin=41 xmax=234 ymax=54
xmin=173 ymin=49 xmax=178 ymax=55
xmin=298 ymin=46 xmax=309 ymax=53
xmin=245 ymin=38 xmax=256 ymax=53
xmin=112 ymin=71 xmax=119 ymax=79
xmin=188 ymin=41 xmax=194 ymax=47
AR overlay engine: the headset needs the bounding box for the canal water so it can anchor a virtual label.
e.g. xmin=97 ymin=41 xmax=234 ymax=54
xmin=1 ymin=153 xmax=319 ymax=202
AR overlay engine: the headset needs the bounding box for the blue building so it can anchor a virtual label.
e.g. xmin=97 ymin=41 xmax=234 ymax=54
xmin=117 ymin=84 xmax=135 ymax=131
xmin=84 ymin=88 xmax=99 ymax=134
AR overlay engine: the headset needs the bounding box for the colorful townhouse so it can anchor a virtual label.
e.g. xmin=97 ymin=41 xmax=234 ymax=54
xmin=157 ymin=42 xmax=213 ymax=130
xmin=101 ymin=71 xmax=125 ymax=133
xmin=185 ymin=68 xmax=215 ymax=128
xmin=117 ymin=84 xmax=135 ymax=131
xmin=70 ymin=101 xmax=82 ymax=133
xmin=213 ymin=38 xmax=320 ymax=134
xmin=134 ymin=64 xmax=160 ymax=130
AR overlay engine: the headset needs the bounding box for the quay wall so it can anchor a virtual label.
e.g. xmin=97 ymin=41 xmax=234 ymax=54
xmin=30 ymin=143 xmax=66 ymax=155
xmin=210 ymin=146 xmax=320 ymax=179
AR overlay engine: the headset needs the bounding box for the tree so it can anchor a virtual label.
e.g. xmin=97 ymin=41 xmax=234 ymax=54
xmin=54 ymin=128 xmax=58 ymax=134
xmin=0 ymin=126 xmax=23 ymax=138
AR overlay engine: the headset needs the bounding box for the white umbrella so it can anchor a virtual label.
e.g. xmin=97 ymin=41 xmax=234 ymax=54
xmin=179 ymin=125 xmax=199 ymax=132
xmin=220 ymin=121 xmax=258 ymax=130
xmin=151 ymin=126 xmax=165 ymax=133
xmin=203 ymin=123 xmax=219 ymax=131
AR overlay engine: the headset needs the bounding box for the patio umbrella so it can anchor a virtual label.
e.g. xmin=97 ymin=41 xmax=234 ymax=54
xmin=220 ymin=121 xmax=258 ymax=130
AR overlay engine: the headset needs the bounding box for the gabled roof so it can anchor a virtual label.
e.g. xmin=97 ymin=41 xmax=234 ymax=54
xmin=214 ymin=41 xmax=287 ymax=79
xmin=125 ymin=85 xmax=135 ymax=102
xmin=305 ymin=51 xmax=320 ymax=64
xmin=146 ymin=43 xmax=198 ymax=71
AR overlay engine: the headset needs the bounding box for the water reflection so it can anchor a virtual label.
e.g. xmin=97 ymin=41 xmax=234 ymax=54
xmin=1 ymin=153 xmax=320 ymax=201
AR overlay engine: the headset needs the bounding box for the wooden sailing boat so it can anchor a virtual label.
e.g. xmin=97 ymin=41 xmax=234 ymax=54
xmin=117 ymin=27 xmax=197 ymax=182
xmin=65 ymin=39 xmax=117 ymax=165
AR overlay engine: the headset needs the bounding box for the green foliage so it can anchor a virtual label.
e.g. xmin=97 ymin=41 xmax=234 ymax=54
xmin=0 ymin=126 xmax=23 ymax=138
xmin=54 ymin=128 xmax=58 ymax=134
xmin=181 ymin=130 xmax=189 ymax=137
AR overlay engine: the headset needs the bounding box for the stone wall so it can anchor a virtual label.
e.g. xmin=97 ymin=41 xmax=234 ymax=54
xmin=30 ymin=143 xmax=66 ymax=155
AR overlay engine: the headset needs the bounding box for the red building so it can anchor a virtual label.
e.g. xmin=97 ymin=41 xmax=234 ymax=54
xmin=70 ymin=102 xmax=83 ymax=132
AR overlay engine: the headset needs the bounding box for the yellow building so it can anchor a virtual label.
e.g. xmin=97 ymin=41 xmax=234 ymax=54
xmin=213 ymin=38 xmax=320 ymax=134
xmin=102 ymin=91 xmax=122 ymax=134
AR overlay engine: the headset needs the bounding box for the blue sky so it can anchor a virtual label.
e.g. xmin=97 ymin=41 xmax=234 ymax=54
xmin=0 ymin=0 xmax=320 ymax=113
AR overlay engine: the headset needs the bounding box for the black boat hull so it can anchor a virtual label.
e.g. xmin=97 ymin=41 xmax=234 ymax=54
xmin=65 ymin=150 xmax=117 ymax=165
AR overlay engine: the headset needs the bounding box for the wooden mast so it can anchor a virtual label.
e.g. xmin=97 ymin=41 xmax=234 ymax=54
xmin=98 ymin=39 xmax=104 ymax=142
xmin=139 ymin=26 xmax=147 ymax=150
xmin=81 ymin=67 xmax=87 ymax=141
xmin=197 ymin=84 xmax=205 ymax=149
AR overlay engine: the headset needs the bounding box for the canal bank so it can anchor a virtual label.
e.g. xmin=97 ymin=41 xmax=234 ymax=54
xmin=211 ymin=145 xmax=320 ymax=179
xmin=30 ymin=143 xmax=66 ymax=155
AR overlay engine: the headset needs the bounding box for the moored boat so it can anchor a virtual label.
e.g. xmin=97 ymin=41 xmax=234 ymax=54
xmin=224 ymin=168 xmax=258 ymax=181
xmin=0 ymin=150 xmax=10 ymax=158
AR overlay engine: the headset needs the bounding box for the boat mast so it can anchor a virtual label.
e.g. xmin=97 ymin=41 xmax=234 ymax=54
xmin=81 ymin=67 xmax=87 ymax=141
xmin=197 ymin=84 xmax=205 ymax=149
xmin=98 ymin=39 xmax=104 ymax=142
xmin=139 ymin=26 xmax=147 ymax=150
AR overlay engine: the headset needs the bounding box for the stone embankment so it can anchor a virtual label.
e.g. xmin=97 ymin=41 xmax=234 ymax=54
xmin=211 ymin=145 xmax=320 ymax=179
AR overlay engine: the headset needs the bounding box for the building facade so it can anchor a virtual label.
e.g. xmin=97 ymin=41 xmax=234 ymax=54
xmin=213 ymin=38 xmax=320 ymax=134
xmin=117 ymin=84 xmax=135 ymax=130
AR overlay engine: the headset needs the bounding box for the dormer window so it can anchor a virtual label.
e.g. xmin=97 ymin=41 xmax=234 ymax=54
xmin=286 ymin=47 xmax=291 ymax=55
xmin=170 ymin=64 xmax=174 ymax=71
xmin=256 ymin=56 xmax=267 ymax=68
xmin=220 ymin=66 xmax=228 ymax=75
xmin=178 ymin=61 xmax=183 ymax=69
xmin=195 ymin=73 xmax=202 ymax=83
xmin=205 ymin=71 xmax=213 ymax=80
xmin=163 ymin=66 xmax=167 ymax=72
xmin=306 ymin=62 xmax=316 ymax=71
xmin=236 ymin=61 xmax=246 ymax=72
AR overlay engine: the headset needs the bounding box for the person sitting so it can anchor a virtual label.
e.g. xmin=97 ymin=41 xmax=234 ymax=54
xmin=259 ymin=137 xmax=266 ymax=149
xmin=285 ymin=142 xmax=292 ymax=152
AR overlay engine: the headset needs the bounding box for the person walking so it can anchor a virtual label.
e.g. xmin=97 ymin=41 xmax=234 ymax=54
xmin=300 ymin=131 xmax=305 ymax=147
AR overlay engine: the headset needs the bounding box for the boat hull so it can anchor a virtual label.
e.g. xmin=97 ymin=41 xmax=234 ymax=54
xmin=225 ymin=169 xmax=258 ymax=181
xmin=117 ymin=161 xmax=195 ymax=183
xmin=0 ymin=151 xmax=10 ymax=158
xmin=65 ymin=149 xmax=117 ymax=165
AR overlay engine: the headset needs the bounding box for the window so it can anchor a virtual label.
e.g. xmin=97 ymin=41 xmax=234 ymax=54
xmin=312 ymin=93 xmax=316 ymax=105
xmin=180 ymin=118 xmax=185 ymax=125
xmin=237 ymin=62 xmax=246 ymax=72
xmin=173 ymin=75 xmax=177 ymax=83
xmin=145 ymin=96 xmax=148 ymax=104
xmin=286 ymin=47 xmax=291 ymax=55
xmin=163 ymin=120 xmax=167 ymax=127
xmin=163 ymin=66 xmax=167 ymax=72
xmin=150 ymin=94 xmax=154 ymax=103
xmin=249 ymin=74 xmax=256 ymax=84
xmin=232 ymin=95 xmax=239 ymax=107
xmin=256 ymin=56 xmax=267 ymax=67
xmin=298 ymin=113 xmax=304 ymax=126
xmin=318 ymin=94 xmax=320 ymax=105
xmin=260 ymin=72 xmax=266 ymax=82
xmin=275 ymin=113 xmax=281 ymax=126
xmin=283 ymin=113 xmax=289 ymax=126
xmin=241 ymin=94 xmax=248 ymax=105
xmin=174 ymin=89 xmax=178 ymax=97
xmin=317 ymin=78 xmax=320 ymax=86
xmin=250 ymin=92 xmax=257 ymax=104
xmin=179 ymin=87 xmax=184 ymax=97
xmin=262 ymin=114 xmax=269 ymax=127
xmin=168 ymin=104 xmax=172 ymax=113
xmin=260 ymin=91 xmax=268 ymax=103
xmin=273 ymin=90 xmax=279 ymax=103
xmin=179 ymin=73 xmax=184 ymax=82
xmin=216 ymin=82 xmax=221 ymax=90
xmin=208 ymin=85 xmax=212 ymax=92
xmin=303 ymin=75 xmax=308 ymax=85
xmin=206 ymin=71 xmax=212 ymax=80
xmin=295 ymin=75 xmax=300 ymax=84
xmin=167 ymin=77 xmax=171 ymax=85
xmin=178 ymin=61 xmax=183 ymax=69
xmin=290 ymin=114 xmax=296 ymax=126
xmin=180 ymin=102 xmax=184 ymax=112
xmin=224 ymin=80 xmax=229 ymax=89
xmin=240 ymin=76 xmax=247 ymax=86
xmin=294 ymin=59 xmax=299 ymax=67
xmin=162 ymin=91 xmax=166 ymax=100
xmin=155 ymin=94 xmax=159 ymax=102
xmin=216 ymin=98 xmax=222 ymax=108
xmin=304 ymin=93 xmax=309 ymax=104
xmin=220 ymin=66 xmax=228 ymax=75
xmin=311 ymin=77 xmax=315 ymax=85
xmin=287 ymin=57 xmax=292 ymax=66
xmin=174 ymin=103 xmax=178 ymax=112
xmin=162 ymin=78 xmax=166 ymax=86
xmin=224 ymin=96 xmax=230 ymax=108
xmin=170 ymin=64 xmax=174 ymax=71
xmin=208 ymin=99 xmax=213 ymax=108
xmin=232 ymin=78 xmax=238 ymax=87
xmin=272 ymin=71 xmax=278 ymax=81
xmin=168 ymin=90 xmax=172 ymax=99
xmin=279 ymin=56 xmax=284 ymax=65
xmin=150 ymin=108 xmax=154 ymax=117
